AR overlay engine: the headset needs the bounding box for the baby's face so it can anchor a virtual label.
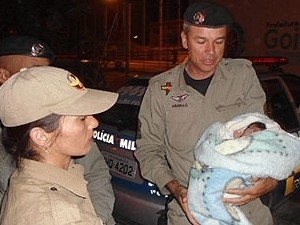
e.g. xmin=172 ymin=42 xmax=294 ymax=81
xmin=241 ymin=125 xmax=263 ymax=137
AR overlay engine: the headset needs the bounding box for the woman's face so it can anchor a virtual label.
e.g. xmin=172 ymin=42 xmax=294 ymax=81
xmin=50 ymin=115 xmax=99 ymax=159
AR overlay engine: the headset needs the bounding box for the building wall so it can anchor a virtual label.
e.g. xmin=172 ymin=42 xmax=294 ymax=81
xmin=214 ymin=0 xmax=300 ymax=74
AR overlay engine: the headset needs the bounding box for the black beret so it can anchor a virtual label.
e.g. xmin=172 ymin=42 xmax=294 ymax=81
xmin=0 ymin=35 xmax=55 ymax=60
xmin=184 ymin=1 xmax=233 ymax=27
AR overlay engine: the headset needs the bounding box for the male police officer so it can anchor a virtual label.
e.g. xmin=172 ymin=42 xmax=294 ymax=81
xmin=135 ymin=2 xmax=276 ymax=225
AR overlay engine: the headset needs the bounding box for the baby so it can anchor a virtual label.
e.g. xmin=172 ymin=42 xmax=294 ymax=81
xmin=188 ymin=113 xmax=300 ymax=225
xmin=234 ymin=121 xmax=266 ymax=138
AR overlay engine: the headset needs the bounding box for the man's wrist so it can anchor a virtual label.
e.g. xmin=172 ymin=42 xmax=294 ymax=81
xmin=166 ymin=179 xmax=181 ymax=196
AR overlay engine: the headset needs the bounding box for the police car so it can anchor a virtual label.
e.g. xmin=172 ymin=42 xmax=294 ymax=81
xmin=93 ymin=57 xmax=300 ymax=225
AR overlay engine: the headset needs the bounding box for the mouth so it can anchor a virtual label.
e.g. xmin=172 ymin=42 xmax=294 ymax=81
xmin=203 ymin=59 xmax=215 ymax=66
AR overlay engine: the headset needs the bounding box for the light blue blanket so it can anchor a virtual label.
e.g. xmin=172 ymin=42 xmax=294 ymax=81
xmin=188 ymin=113 xmax=300 ymax=225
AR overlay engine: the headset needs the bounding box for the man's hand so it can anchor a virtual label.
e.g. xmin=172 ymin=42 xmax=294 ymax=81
xmin=223 ymin=177 xmax=278 ymax=205
xmin=166 ymin=180 xmax=200 ymax=225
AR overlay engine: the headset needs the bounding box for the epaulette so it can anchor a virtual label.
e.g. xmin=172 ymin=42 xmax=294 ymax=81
xmin=223 ymin=58 xmax=253 ymax=69
xmin=149 ymin=66 xmax=177 ymax=85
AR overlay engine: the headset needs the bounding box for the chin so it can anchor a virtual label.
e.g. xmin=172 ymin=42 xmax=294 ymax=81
xmin=202 ymin=65 xmax=217 ymax=74
xmin=75 ymin=148 xmax=91 ymax=157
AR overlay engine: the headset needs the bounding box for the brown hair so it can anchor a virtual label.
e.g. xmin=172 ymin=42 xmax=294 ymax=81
xmin=2 ymin=114 xmax=62 ymax=167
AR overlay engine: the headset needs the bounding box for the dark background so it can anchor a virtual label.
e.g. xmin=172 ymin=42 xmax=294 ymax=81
xmin=0 ymin=0 xmax=247 ymax=90
xmin=0 ymin=0 xmax=192 ymax=56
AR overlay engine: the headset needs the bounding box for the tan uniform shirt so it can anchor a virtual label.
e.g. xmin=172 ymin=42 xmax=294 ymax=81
xmin=76 ymin=142 xmax=115 ymax=225
xmin=1 ymin=159 xmax=103 ymax=225
xmin=0 ymin=130 xmax=115 ymax=225
xmin=135 ymin=59 xmax=273 ymax=225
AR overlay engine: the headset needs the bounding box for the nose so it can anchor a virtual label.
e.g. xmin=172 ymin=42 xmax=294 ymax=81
xmin=205 ymin=42 xmax=215 ymax=54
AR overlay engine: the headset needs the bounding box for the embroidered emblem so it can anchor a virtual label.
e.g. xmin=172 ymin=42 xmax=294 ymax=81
xmin=161 ymin=82 xmax=172 ymax=95
xmin=171 ymin=94 xmax=188 ymax=102
xmin=193 ymin=11 xmax=205 ymax=25
xmin=31 ymin=43 xmax=45 ymax=57
xmin=67 ymin=73 xmax=85 ymax=90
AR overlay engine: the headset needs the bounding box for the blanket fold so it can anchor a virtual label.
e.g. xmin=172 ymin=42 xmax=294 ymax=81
xmin=188 ymin=112 xmax=300 ymax=225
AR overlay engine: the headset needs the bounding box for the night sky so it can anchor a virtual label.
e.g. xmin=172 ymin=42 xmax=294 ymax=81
xmin=0 ymin=0 xmax=191 ymax=54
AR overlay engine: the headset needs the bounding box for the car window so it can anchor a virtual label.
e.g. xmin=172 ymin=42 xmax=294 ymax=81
xmin=260 ymin=78 xmax=299 ymax=131
xmin=117 ymin=85 xmax=147 ymax=106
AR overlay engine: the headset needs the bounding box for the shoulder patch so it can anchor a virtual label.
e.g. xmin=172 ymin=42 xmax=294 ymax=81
xmin=228 ymin=58 xmax=252 ymax=67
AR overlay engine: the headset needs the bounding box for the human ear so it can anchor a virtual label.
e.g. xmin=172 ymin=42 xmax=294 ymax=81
xmin=181 ymin=31 xmax=188 ymax=49
xmin=29 ymin=127 xmax=49 ymax=146
xmin=0 ymin=68 xmax=10 ymax=84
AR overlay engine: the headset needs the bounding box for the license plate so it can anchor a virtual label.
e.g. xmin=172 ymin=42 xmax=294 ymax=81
xmin=102 ymin=152 xmax=137 ymax=179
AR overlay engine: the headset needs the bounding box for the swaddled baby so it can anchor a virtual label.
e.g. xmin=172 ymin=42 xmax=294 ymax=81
xmin=188 ymin=112 xmax=300 ymax=225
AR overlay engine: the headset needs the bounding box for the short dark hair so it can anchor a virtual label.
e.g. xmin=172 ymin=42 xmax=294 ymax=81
xmin=246 ymin=121 xmax=267 ymax=130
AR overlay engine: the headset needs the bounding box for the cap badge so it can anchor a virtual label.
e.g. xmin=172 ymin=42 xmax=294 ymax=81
xmin=161 ymin=82 xmax=172 ymax=95
xmin=193 ymin=11 xmax=205 ymax=25
xmin=31 ymin=43 xmax=45 ymax=57
xmin=67 ymin=73 xmax=85 ymax=90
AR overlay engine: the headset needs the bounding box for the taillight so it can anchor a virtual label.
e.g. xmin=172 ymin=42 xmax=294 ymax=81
xmin=245 ymin=57 xmax=288 ymax=65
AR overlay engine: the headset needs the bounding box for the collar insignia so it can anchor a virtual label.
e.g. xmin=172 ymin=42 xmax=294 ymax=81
xmin=67 ymin=73 xmax=85 ymax=90
xmin=161 ymin=82 xmax=172 ymax=95
xmin=171 ymin=94 xmax=189 ymax=102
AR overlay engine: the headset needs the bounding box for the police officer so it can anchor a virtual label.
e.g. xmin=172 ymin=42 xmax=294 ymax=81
xmin=135 ymin=2 xmax=277 ymax=225
xmin=0 ymin=35 xmax=116 ymax=225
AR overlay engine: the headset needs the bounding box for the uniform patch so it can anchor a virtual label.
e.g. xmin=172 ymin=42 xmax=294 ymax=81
xmin=172 ymin=103 xmax=188 ymax=108
xmin=171 ymin=93 xmax=189 ymax=108
xmin=161 ymin=82 xmax=172 ymax=95
xmin=171 ymin=93 xmax=188 ymax=102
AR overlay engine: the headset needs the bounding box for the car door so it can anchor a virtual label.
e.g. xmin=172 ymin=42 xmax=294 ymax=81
xmin=259 ymin=74 xmax=300 ymax=133
xmin=259 ymin=73 xmax=300 ymax=222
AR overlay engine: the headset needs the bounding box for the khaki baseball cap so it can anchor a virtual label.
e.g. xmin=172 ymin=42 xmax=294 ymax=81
xmin=0 ymin=66 xmax=118 ymax=127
